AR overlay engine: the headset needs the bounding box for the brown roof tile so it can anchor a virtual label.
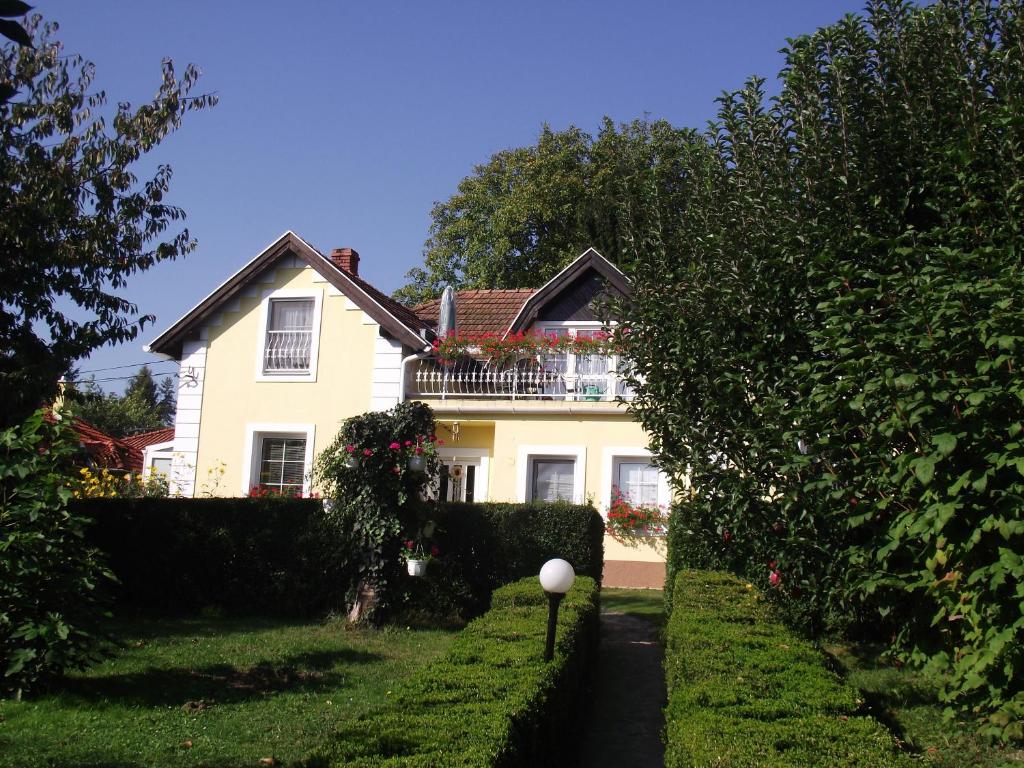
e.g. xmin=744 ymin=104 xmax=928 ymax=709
xmin=347 ymin=274 xmax=433 ymax=332
xmin=121 ymin=427 xmax=175 ymax=452
xmin=413 ymin=289 xmax=536 ymax=336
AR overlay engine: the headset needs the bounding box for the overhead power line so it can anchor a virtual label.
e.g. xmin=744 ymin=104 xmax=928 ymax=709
xmin=74 ymin=360 xmax=180 ymax=376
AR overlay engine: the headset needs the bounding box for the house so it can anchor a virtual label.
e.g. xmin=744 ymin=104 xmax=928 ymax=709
xmin=145 ymin=231 xmax=668 ymax=587
xmin=121 ymin=427 xmax=176 ymax=475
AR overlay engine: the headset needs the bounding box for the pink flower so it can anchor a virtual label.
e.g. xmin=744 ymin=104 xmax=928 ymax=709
xmin=345 ymin=444 xmax=356 ymax=454
xmin=389 ymin=441 xmax=401 ymax=450
xmin=404 ymin=440 xmax=413 ymax=447
xmin=769 ymin=570 xmax=782 ymax=588
xmin=363 ymin=448 xmax=373 ymax=457
xmin=414 ymin=446 xmax=423 ymax=455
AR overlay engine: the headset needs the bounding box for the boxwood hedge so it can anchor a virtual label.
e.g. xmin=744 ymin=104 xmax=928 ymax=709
xmin=315 ymin=575 xmax=600 ymax=767
xmin=665 ymin=571 xmax=912 ymax=768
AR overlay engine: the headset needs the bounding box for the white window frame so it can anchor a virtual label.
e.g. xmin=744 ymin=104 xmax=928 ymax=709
xmin=242 ymin=422 xmax=316 ymax=496
xmin=436 ymin=447 xmax=490 ymax=502
xmin=600 ymin=447 xmax=671 ymax=519
xmin=516 ymin=444 xmax=586 ymax=503
xmin=254 ymin=288 xmax=324 ymax=382
xmin=142 ymin=440 xmax=175 ymax=477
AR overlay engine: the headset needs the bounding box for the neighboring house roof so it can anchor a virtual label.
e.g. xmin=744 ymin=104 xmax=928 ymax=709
xmin=411 ymin=248 xmax=630 ymax=338
xmin=145 ymin=231 xmax=431 ymax=358
xmin=68 ymin=417 xmax=143 ymax=471
xmin=121 ymin=427 xmax=175 ymax=453
xmin=413 ymin=289 xmax=537 ymax=336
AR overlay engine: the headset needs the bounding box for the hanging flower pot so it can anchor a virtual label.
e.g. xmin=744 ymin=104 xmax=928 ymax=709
xmin=407 ymin=454 xmax=425 ymax=472
xmin=346 ymin=455 xmax=360 ymax=469
xmin=407 ymin=559 xmax=428 ymax=577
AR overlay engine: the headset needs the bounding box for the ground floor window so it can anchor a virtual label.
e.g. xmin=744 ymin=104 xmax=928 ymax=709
xmin=530 ymin=457 xmax=576 ymax=502
xmin=613 ymin=459 xmax=659 ymax=506
xmin=258 ymin=436 xmax=307 ymax=494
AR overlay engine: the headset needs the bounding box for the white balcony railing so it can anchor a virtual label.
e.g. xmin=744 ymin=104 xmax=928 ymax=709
xmin=263 ymin=330 xmax=312 ymax=372
xmin=409 ymin=357 xmax=635 ymax=402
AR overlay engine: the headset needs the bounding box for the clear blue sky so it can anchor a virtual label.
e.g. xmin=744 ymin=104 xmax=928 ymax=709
xmin=49 ymin=0 xmax=872 ymax=389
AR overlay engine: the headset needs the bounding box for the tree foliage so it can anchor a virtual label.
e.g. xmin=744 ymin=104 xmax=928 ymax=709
xmin=0 ymin=16 xmax=216 ymax=428
xmin=394 ymin=118 xmax=698 ymax=305
xmin=0 ymin=409 xmax=113 ymax=696
xmin=620 ymin=0 xmax=1024 ymax=739
xmin=71 ymin=366 xmax=176 ymax=437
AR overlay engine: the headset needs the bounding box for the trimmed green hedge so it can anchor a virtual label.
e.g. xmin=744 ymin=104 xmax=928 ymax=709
xmin=665 ymin=571 xmax=912 ymax=768
xmin=74 ymin=498 xmax=603 ymax=621
xmin=315 ymin=575 xmax=600 ymax=767
xmin=75 ymin=497 xmax=351 ymax=617
xmin=401 ymin=501 xmax=604 ymax=620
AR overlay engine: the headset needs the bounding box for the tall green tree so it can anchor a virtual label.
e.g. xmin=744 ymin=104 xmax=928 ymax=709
xmin=72 ymin=366 xmax=175 ymax=437
xmin=394 ymin=118 xmax=699 ymax=305
xmin=617 ymin=0 xmax=1024 ymax=739
xmin=0 ymin=15 xmax=216 ymax=428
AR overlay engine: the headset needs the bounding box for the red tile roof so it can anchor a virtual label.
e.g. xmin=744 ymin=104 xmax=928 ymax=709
xmin=413 ymin=289 xmax=537 ymax=336
xmin=121 ymin=427 xmax=175 ymax=453
xmin=68 ymin=417 xmax=144 ymax=471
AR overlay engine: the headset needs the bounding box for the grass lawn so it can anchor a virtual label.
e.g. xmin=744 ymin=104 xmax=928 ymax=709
xmin=828 ymin=643 xmax=1024 ymax=768
xmin=600 ymin=587 xmax=665 ymax=628
xmin=0 ymin=616 xmax=456 ymax=768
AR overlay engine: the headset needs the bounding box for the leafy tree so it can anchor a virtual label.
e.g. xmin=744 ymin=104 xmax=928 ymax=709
xmin=619 ymin=0 xmax=1024 ymax=739
xmin=394 ymin=118 xmax=699 ymax=305
xmin=72 ymin=366 xmax=175 ymax=437
xmin=1 ymin=409 xmax=114 ymax=696
xmin=0 ymin=15 xmax=216 ymax=429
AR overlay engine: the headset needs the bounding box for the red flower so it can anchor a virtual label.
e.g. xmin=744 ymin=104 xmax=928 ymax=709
xmin=404 ymin=440 xmax=413 ymax=447
xmin=363 ymin=448 xmax=373 ymax=457
xmin=345 ymin=444 xmax=356 ymax=454
xmin=430 ymin=545 xmax=440 ymax=557
xmin=389 ymin=441 xmax=401 ymax=450
xmin=414 ymin=446 xmax=423 ymax=455
xmin=769 ymin=570 xmax=782 ymax=588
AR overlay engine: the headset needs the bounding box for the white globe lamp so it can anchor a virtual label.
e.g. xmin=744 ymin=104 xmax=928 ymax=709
xmin=539 ymin=558 xmax=576 ymax=661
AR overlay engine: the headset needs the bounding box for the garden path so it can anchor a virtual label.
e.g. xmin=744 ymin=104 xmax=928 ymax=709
xmin=579 ymin=610 xmax=666 ymax=768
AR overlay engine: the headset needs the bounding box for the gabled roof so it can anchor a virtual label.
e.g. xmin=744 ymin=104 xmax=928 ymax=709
xmin=506 ymin=247 xmax=629 ymax=334
xmin=145 ymin=231 xmax=431 ymax=358
xmin=411 ymin=249 xmax=630 ymax=339
xmin=413 ymin=289 xmax=537 ymax=336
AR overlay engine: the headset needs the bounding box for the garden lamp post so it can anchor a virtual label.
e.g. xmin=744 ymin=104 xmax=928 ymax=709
xmin=539 ymin=558 xmax=575 ymax=661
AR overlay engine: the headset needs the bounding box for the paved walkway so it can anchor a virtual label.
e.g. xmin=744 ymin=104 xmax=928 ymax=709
xmin=579 ymin=611 xmax=666 ymax=768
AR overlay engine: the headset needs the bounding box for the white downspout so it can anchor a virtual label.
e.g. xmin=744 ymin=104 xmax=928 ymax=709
xmin=399 ymin=347 xmax=432 ymax=403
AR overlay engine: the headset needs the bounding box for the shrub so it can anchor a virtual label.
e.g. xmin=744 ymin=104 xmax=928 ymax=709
xmin=402 ymin=501 xmax=604 ymax=619
xmin=316 ymin=575 xmax=600 ymax=767
xmin=1 ymin=410 xmax=113 ymax=696
xmin=313 ymin=402 xmax=441 ymax=619
xmin=75 ymin=497 xmax=351 ymax=617
xmin=664 ymin=571 xmax=911 ymax=768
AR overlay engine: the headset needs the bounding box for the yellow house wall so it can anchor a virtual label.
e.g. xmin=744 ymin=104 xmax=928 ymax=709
xmin=433 ymin=413 xmax=665 ymax=563
xmin=194 ymin=264 xmax=379 ymax=496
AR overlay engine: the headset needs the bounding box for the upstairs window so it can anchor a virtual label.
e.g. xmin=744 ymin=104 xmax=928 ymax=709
xmin=263 ymin=298 xmax=314 ymax=373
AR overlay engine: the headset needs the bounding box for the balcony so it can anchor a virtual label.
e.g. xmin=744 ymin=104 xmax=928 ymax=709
xmin=408 ymin=356 xmax=635 ymax=402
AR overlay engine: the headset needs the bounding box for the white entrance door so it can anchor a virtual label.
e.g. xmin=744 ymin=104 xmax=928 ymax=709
xmin=438 ymin=459 xmax=480 ymax=503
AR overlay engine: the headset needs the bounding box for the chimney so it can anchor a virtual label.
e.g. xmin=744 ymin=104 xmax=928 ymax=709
xmin=330 ymin=247 xmax=360 ymax=276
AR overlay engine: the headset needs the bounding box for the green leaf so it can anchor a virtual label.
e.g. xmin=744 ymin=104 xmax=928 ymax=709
xmin=914 ymin=457 xmax=936 ymax=486
xmin=932 ymin=433 xmax=957 ymax=456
